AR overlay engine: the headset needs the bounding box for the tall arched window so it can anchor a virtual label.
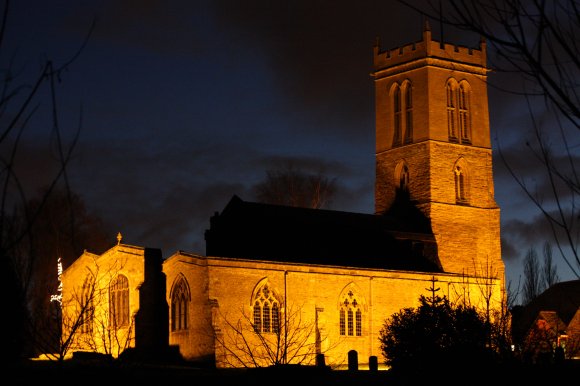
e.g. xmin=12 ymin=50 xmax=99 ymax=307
xmin=458 ymin=82 xmax=471 ymax=142
xmin=110 ymin=274 xmax=129 ymax=329
xmin=393 ymin=85 xmax=402 ymax=145
xmin=339 ymin=287 xmax=363 ymax=337
xmin=80 ymin=275 xmax=94 ymax=334
xmin=252 ymin=283 xmax=280 ymax=334
xmin=447 ymin=80 xmax=457 ymax=140
xmin=171 ymin=277 xmax=190 ymax=331
xmin=447 ymin=79 xmax=471 ymax=143
xmin=403 ymin=81 xmax=413 ymax=143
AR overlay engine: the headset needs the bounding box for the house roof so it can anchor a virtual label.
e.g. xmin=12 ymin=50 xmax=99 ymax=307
xmin=204 ymin=194 xmax=441 ymax=272
xmin=511 ymin=280 xmax=580 ymax=342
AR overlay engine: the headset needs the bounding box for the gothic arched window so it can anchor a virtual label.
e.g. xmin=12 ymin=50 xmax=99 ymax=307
xmin=447 ymin=80 xmax=458 ymax=140
xmin=447 ymin=79 xmax=471 ymax=144
xmin=399 ymin=164 xmax=409 ymax=193
xmin=339 ymin=288 xmax=363 ymax=337
xmin=110 ymin=274 xmax=129 ymax=329
xmin=454 ymin=164 xmax=468 ymax=204
xmin=171 ymin=277 xmax=190 ymax=331
xmin=458 ymin=82 xmax=471 ymax=143
xmin=393 ymin=85 xmax=402 ymax=145
xmin=252 ymin=283 xmax=280 ymax=334
xmin=403 ymin=81 xmax=413 ymax=143
xmin=80 ymin=275 xmax=95 ymax=334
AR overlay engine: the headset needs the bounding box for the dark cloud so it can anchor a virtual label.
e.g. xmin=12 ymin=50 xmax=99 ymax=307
xmin=5 ymin=1 xmax=576 ymax=284
xmin=208 ymin=1 xmax=439 ymax=140
xmin=501 ymin=210 xmax=577 ymax=259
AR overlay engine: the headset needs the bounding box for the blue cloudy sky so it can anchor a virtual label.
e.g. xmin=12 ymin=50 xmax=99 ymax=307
xmin=4 ymin=0 xmax=578 ymax=289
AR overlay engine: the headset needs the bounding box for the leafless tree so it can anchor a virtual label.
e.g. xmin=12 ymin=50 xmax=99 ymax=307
xmin=16 ymin=188 xmax=109 ymax=357
xmin=0 ymin=0 xmax=94 ymax=360
xmin=522 ymin=242 xmax=560 ymax=305
xmin=542 ymin=242 xmax=560 ymax=288
xmin=253 ymin=162 xmax=337 ymax=209
xmin=212 ymin=302 xmax=339 ymax=368
xmin=523 ymin=247 xmax=543 ymax=304
xmin=449 ymin=258 xmax=516 ymax=359
xmin=401 ymin=0 xmax=579 ymax=279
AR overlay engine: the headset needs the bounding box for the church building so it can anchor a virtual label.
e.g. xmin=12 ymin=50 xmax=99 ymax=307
xmin=61 ymin=25 xmax=505 ymax=369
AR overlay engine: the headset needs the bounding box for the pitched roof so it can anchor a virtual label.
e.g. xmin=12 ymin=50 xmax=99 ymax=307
xmin=204 ymin=195 xmax=441 ymax=272
xmin=536 ymin=311 xmax=567 ymax=334
xmin=511 ymin=280 xmax=580 ymax=342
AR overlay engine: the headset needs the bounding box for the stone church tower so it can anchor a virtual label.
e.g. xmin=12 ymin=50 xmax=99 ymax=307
xmin=373 ymin=23 xmax=504 ymax=278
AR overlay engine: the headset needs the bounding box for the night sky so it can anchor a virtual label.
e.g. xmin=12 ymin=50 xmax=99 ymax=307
xmin=5 ymin=1 xmax=578 ymax=289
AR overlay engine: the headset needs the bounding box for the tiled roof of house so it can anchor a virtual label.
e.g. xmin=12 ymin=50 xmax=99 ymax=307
xmin=512 ymin=280 xmax=580 ymax=343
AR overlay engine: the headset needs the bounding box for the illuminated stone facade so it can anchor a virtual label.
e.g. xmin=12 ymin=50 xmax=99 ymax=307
xmin=60 ymin=26 xmax=505 ymax=369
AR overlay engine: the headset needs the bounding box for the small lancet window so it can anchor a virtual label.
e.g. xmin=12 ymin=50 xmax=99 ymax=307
xmin=454 ymin=165 xmax=467 ymax=203
xmin=399 ymin=164 xmax=409 ymax=193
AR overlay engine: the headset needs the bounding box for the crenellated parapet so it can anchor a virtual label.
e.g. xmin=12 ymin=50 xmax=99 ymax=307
xmin=373 ymin=21 xmax=486 ymax=73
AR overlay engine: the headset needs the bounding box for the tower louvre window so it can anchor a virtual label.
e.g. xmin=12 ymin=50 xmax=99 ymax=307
xmin=447 ymin=81 xmax=457 ymax=140
xmin=392 ymin=81 xmax=413 ymax=147
xmin=404 ymin=82 xmax=413 ymax=143
xmin=459 ymin=83 xmax=471 ymax=143
xmin=447 ymin=79 xmax=471 ymax=144
xmin=393 ymin=85 xmax=402 ymax=145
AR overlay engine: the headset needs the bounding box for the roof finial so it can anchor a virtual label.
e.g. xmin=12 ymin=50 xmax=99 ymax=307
xmin=117 ymin=232 xmax=123 ymax=245
xmin=424 ymin=18 xmax=431 ymax=32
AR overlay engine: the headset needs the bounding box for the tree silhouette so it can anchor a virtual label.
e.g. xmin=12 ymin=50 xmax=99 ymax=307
xmin=379 ymin=278 xmax=493 ymax=372
xmin=18 ymin=187 xmax=109 ymax=357
xmin=253 ymin=162 xmax=337 ymax=209
xmin=212 ymin=301 xmax=340 ymax=368
xmin=0 ymin=0 xmax=94 ymax=360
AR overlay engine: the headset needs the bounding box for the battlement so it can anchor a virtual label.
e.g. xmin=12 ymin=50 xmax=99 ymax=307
xmin=373 ymin=23 xmax=486 ymax=71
